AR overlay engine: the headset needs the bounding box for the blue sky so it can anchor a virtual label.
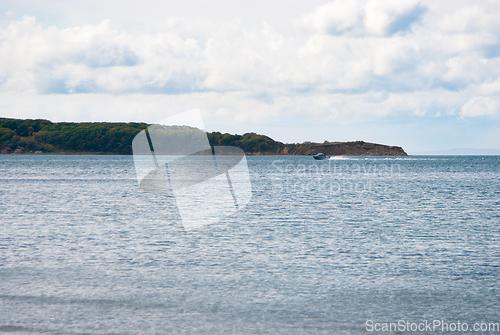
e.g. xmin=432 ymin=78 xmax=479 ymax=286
xmin=0 ymin=0 xmax=499 ymax=153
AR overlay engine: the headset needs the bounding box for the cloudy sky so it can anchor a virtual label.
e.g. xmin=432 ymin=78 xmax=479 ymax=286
xmin=1 ymin=0 xmax=499 ymax=153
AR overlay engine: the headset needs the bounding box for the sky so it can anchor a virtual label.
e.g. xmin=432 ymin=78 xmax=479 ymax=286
xmin=1 ymin=0 xmax=499 ymax=153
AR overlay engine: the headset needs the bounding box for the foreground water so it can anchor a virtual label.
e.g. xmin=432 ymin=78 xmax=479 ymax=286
xmin=1 ymin=155 xmax=499 ymax=334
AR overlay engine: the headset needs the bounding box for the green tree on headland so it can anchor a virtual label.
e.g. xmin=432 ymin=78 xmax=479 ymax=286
xmin=0 ymin=118 xmax=149 ymax=154
xmin=0 ymin=117 xmax=407 ymax=156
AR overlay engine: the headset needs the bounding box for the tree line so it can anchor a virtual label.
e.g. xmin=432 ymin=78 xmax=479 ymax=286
xmin=0 ymin=117 xmax=407 ymax=155
xmin=0 ymin=118 xmax=149 ymax=154
xmin=0 ymin=118 xmax=289 ymax=154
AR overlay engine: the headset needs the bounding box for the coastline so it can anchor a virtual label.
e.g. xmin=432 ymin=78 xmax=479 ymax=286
xmin=1 ymin=117 xmax=407 ymax=156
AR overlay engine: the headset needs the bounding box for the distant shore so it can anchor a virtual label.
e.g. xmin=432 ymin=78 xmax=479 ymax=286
xmin=1 ymin=117 xmax=407 ymax=156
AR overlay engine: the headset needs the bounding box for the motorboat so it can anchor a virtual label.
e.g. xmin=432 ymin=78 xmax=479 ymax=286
xmin=313 ymin=153 xmax=329 ymax=160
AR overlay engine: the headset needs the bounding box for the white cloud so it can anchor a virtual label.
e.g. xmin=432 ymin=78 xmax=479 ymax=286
xmin=478 ymin=76 xmax=500 ymax=95
xmin=0 ymin=88 xmax=469 ymax=126
xmin=296 ymin=0 xmax=425 ymax=36
xmin=437 ymin=4 xmax=500 ymax=34
xmin=460 ymin=96 xmax=499 ymax=118
xmin=0 ymin=0 xmax=500 ymax=127
xmin=0 ymin=17 xmax=205 ymax=94
xmin=364 ymin=0 xmax=425 ymax=36
xmin=296 ymin=0 xmax=364 ymax=35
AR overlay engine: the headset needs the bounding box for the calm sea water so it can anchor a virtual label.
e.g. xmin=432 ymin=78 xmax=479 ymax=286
xmin=1 ymin=155 xmax=499 ymax=334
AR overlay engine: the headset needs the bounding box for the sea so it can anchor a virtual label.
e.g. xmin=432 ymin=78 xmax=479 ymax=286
xmin=1 ymin=155 xmax=499 ymax=334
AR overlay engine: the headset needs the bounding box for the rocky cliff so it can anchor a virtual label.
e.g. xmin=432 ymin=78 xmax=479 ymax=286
xmin=279 ymin=141 xmax=407 ymax=156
